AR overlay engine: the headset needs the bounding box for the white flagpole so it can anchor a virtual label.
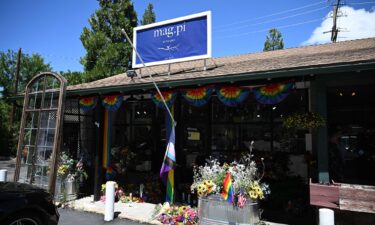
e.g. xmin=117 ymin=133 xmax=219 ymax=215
xmin=121 ymin=29 xmax=176 ymax=127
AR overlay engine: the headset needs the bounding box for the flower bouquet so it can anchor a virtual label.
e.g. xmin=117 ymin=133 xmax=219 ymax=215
xmin=190 ymin=142 xmax=270 ymax=224
xmin=190 ymin=152 xmax=270 ymax=206
xmin=154 ymin=202 xmax=198 ymax=225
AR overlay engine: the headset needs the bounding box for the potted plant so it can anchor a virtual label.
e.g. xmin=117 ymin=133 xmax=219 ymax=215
xmin=57 ymin=153 xmax=88 ymax=201
xmin=190 ymin=142 xmax=270 ymax=225
xmin=283 ymin=112 xmax=325 ymax=130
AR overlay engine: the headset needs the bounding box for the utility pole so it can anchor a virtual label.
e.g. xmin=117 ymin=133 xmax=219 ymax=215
xmin=10 ymin=48 xmax=21 ymax=125
xmin=331 ymin=0 xmax=342 ymax=43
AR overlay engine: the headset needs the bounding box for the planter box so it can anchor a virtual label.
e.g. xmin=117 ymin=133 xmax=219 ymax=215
xmin=198 ymin=195 xmax=259 ymax=225
xmin=310 ymin=180 xmax=375 ymax=213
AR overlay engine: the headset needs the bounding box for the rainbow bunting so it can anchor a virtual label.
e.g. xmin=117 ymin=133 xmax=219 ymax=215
xmin=102 ymin=95 xmax=123 ymax=111
xmin=181 ymin=87 xmax=213 ymax=107
xmin=102 ymin=109 xmax=114 ymax=179
xmin=79 ymin=97 xmax=97 ymax=112
xmin=253 ymin=83 xmax=294 ymax=105
xmin=216 ymin=86 xmax=250 ymax=107
xmin=221 ymin=172 xmax=234 ymax=204
xmin=160 ymin=106 xmax=176 ymax=203
xmin=152 ymin=91 xmax=177 ymax=109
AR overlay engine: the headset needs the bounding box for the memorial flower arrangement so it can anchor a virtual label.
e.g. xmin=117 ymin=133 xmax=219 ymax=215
xmin=283 ymin=112 xmax=325 ymax=130
xmin=191 ymin=143 xmax=270 ymax=208
xmin=57 ymin=152 xmax=88 ymax=182
xmin=154 ymin=202 xmax=198 ymax=225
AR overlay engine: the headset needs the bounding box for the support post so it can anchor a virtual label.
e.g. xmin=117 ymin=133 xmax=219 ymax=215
xmin=319 ymin=208 xmax=334 ymax=225
xmin=104 ymin=181 xmax=115 ymax=221
xmin=93 ymin=106 xmax=104 ymax=201
xmin=0 ymin=169 xmax=7 ymax=181
xmin=310 ymin=77 xmax=329 ymax=183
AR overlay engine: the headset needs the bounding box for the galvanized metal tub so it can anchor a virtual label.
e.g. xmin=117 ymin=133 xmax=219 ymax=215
xmin=198 ymin=195 xmax=260 ymax=225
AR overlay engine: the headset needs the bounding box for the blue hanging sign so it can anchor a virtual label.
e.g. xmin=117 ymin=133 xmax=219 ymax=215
xmin=132 ymin=11 xmax=212 ymax=68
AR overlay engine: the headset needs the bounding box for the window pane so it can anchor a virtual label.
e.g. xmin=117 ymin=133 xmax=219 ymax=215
xmin=44 ymin=91 xmax=59 ymax=109
xmin=40 ymin=111 xmax=56 ymax=128
xmin=28 ymin=93 xmax=42 ymax=109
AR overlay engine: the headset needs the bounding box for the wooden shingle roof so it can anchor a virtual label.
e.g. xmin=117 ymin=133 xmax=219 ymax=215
xmin=68 ymin=37 xmax=375 ymax=95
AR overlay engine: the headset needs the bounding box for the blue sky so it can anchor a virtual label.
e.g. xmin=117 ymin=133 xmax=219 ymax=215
xmin=0 ymin=0 xmax=374 ymax=72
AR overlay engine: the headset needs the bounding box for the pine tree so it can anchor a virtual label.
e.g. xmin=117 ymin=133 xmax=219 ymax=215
xmin=263 ymin=28 xmax=284 ymax=51
xmin=141 ymin=3 xmax=156 ymax=25
xmin=80 ymin=0 xmax=138 ymax=82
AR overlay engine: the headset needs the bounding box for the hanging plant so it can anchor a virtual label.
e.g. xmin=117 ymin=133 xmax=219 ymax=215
xmin=283 ymin=112 xmax=326 ymax=130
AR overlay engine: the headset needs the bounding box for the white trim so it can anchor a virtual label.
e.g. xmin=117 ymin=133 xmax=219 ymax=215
xmin=132 ymin=11 xmax=212 ymax=69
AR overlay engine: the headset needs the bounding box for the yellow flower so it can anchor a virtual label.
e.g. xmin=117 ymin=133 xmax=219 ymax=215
xmin=249 ymin=190 xmax=258 ymax=199
xmin=178 ymin=206 xmax=188 ymax=214
xmin=203 ymin=180 xmax=214 ymax=188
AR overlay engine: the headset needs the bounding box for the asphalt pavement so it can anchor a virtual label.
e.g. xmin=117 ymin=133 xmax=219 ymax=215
xmin=58 ymin=208 xmax=149 ymax=225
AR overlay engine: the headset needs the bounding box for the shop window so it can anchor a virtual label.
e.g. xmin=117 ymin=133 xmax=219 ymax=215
xmin=327 ymin=85 xmax=375 ymax=185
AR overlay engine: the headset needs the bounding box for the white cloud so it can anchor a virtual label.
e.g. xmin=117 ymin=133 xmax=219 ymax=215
xmin=303 ymin=6 xmax=375 ymax=45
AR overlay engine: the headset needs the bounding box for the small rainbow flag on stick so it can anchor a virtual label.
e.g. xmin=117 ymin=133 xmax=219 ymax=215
xmin=221 ymin=172 xmax=234 ymax=204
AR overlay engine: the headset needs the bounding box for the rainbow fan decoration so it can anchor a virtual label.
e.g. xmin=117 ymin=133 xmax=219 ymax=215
xmin=101 ymin=95 xmax=123 ymax=111
xmin=221 ymin=172 xmax=234 ymax=204
xmin=216 ymin=86 xmax=250 ymax=107
xmin=181 ymin=87 xmax=213 ymax=107
xmin=152 ymin=91 xmax=177 ymax=109
xmin=79 ymin=97 xmax=97 ymax=112
xmin=253 ymin=83 xmax=294 ymax=105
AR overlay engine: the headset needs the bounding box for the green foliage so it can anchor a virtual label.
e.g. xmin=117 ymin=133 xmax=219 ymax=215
xmin=283 ymin=112 xmax=326 ymax=130
xmin=0 ymin=50 xmax=51 ymax=98
xmin=80 ymin=0 xmax=138 ymax=82
xmin=0 ymin=49 xmax=51 ymax=156
xmin=141 ymin=3 xmax=156 ymax=25
xmin=0 ymin=100 xmax=12 ymax=156
xmin=263 ymin=28 xmax=284 ymax=51
xmin=60 ymin=70 xmax=85 ymax=85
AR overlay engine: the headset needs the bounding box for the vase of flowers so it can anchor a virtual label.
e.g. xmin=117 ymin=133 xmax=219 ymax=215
xmin=191 ymin=142 xmax=270 ymax=225
xmin=57 ymin=152 xmax=88 ymax=201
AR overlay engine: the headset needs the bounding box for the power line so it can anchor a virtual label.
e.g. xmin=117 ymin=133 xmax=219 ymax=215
xmin=215 ymin=5 xmax=329 ymax=33
xmin=218 ymin=18 xmax=323 ymax=39
xmin=215 ymin=0 xmax=328 ymax=29
xmin=346 ymin=1 xmax=375 ymax=6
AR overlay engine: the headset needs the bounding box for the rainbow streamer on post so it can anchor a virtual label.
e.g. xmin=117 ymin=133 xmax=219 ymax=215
xmin=101 ymin=95 xmax=123 ymax=111
xmin=221 ymin=172 xmax=234 ymax=204
xmin=253 ymin=83 xmax=294 ymax=105
xmin=181 ymin=87 xmax=213 ymax=107
xmin=152 ymin=91 xmax=177 ymax=109
xmin=216 ymin=86 xmax=250 ymax=107
xmin=79 ymin=97 xmax=97 ymax=112
xmin=160 ymin=106 xmax=176 ymax=203
xmin=102 ymin=109 xmax=115 ymax=180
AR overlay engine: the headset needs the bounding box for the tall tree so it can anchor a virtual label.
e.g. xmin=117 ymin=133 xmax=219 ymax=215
xmin=80 ymin=0 xmax=138 ymax=82
xmin=0 ymin=50 xmax=51 ymax=156
xmin=60 ymin=70 xmax=85 ymax=85
xmin=0 ymin=50 xmax=51 ymax=98
xmin=141 ymin=3 xmax=156 ymax=25
xmin=263 ymin=28 xmax=284 ymax=51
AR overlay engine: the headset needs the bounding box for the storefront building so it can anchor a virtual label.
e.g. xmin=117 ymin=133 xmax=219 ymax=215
xmin=15 ymin=38 xmax=375 ymax=214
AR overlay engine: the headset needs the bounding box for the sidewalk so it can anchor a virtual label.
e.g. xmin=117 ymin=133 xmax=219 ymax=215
xmin=66 ymin=197 xmax=288 ymax=225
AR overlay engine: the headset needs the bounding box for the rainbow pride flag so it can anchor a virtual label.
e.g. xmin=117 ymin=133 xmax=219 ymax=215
xmin=102 ymin=109 xmax=112 ymax=176
xmin=160 ymin=106 xmax=176 ymax=203
xmin=221 ymin=172 xmax=234 ymax=204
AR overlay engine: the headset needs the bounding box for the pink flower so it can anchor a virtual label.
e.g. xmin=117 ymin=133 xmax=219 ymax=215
xmin=238 ymin=193 xmax=247 ymax=208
